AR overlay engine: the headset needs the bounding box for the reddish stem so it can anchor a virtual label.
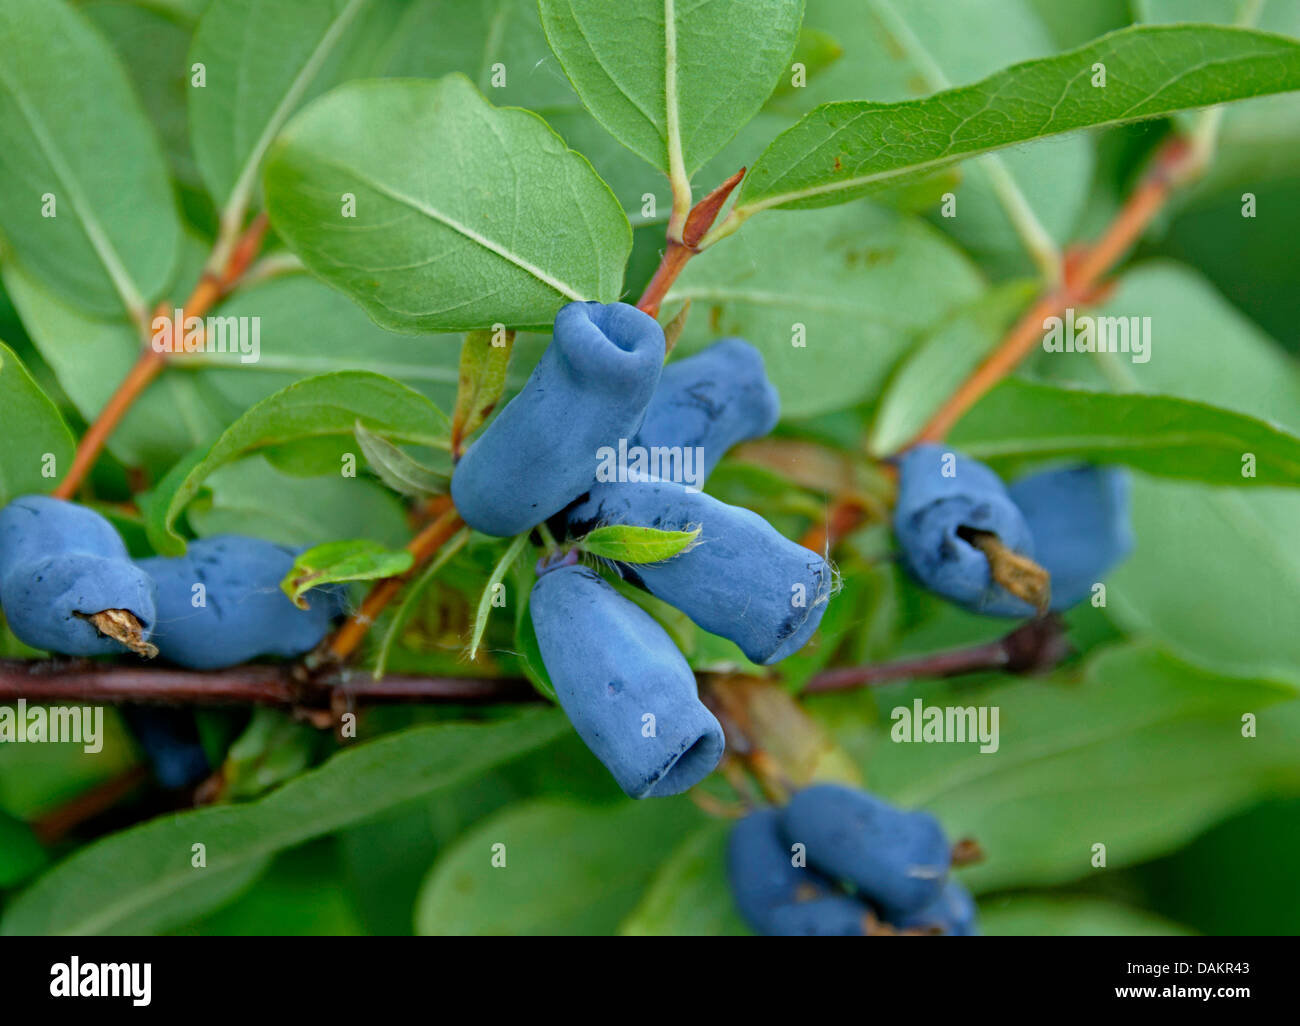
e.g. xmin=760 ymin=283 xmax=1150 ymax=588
xmin=637 ymin=168 xmax=745 ymax=318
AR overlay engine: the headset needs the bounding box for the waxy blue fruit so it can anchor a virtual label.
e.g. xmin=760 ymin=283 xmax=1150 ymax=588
xmin=634 ymin=338 xmax=779 ymax=482
xmin=781 ymin=783 xmax=950 ymax=916
xmin=529 ymin=565 xmax=723 ymax=799
xmin=121 ymin=707 xmax=211 ymax=791
xmin=137 ymin=536 xmax=343 ymax=670
xmin=893 ymin=444 xmax=1036 ymax=617
xmin=1009 ymin=465 xmax=1134 ymax=611
xmin=0 ymin=495 xmax=156 ymax=656
xmin=895 ymin=879 xmax=979 ymax=936
xmin=452 ymin=301 xmax=665 ymax=537
xmin=566 ymin=481 xmax=832 ymax=664
xmin=726 ymin=808 xmax=838 ymax=933
xmin=768 ymin=896 xmax=871 ymax=936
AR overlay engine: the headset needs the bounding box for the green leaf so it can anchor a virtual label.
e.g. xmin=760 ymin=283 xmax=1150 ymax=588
xmin=469 ymin=532 xmax=531 ymax=659
xmin=354 ymin=421 xmax=448 ymax=499
xmin=1026 ymin=261 xmax=1300 ymax=686
xmin=794 ymin=0 xmax=1094 ymax=275
xmin=847 ymin=644 xmax=1299 ymax=894
xmin=2 ymin=260 xmax=232 ymax=472
xmin=950 ymin=378 xmax=1300 ymax=487
xmin=415 ymin=797 xmax=702 ymax=935
xmin=980 ymin=895 xmax=1192 ymax=937
xmin=373 ymin=526 xmax=471 ymax=679
xmin=620 ymin=820 xmax=751 ymax=936
xmin=144 ymin=371 xmax=448 ymax=554
xmin=666 ymin=205 xmax=984 ymax=418
xmin=0 ymin=341 xmax=74 ymax=506
xmin=190 ymin=274 xmax=471 ymax=412
xmin=726 ymin=25 xmax=1300 ymax=227
xmin=0 ymin=810 xmax=45 ymax=888
xmin=0 ymin=0 xmax=181 ymax=318
xmin=83 ymin=0 xmax=202 ymax=188
xmin=185 ymin=456 xmax=411 ymax=550
xmin=770 ymin=26 xmax=844 ymax=102
xmin=189 ymin=0 xmax=374 ymax=219
xmin=2 ymin=711 xmax=567 ymax=935
xmin=280 ymin=539 xmax=412 ymax=609
xmin=578 ymin=524 xmax=700 ymax=563
xmin=452 ymin=328 xmax=514 ymax=456
xmin=869 ymin=280 xmax=1037 ymax=457
xmin=220 ymin=709 xmax=321 ymax=802
xmin=1137 ymin=0 xmax=1300 ymax=194
xmin=264 ymin=74 xmax=631 ymax=332
xmin=538 ymin=0 xmax=804 ymax=176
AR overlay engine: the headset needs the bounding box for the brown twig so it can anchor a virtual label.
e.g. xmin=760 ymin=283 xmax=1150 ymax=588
xmin=0 ymin=658 xmax=536 ymax=710
xmin=637 ymin=168 xmax=745 ymax=318
xmin=909 ymin=136 xmax=1196 ymax=447
xmin=324 ymin=506 xmax=465 ymax=662
xmin=28 ymin=765 xmax=151 ymax=846
xmin=803 ymin=615 xmax=1068 ymax=693
xmin=52 ymin=214 xmax=270 ymax=500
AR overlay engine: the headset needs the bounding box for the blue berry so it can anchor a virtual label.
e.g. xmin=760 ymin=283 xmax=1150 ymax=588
xmin=781 ymin=784 xmax=950 ymax=916
xmin=726 ymin=807 xmax=839 ymax=932
xmin=892 ymin=444 xmax=1036 ymax=616
xmin=121 ymin=706 xmax=210 ymax=790
xmin=1008 ymin=465 xmax=1133 ymax=611
xmin=452 ymin=301 xmax=665 ymax=536
xmin=137 ymin=536 xmax=344 ymax=670
xmin=529 ymin=564 xmax=723 ymax=799
xmin=634 ymin=338 xmax=779 ymax=483
xmin=767 ymin=895 xmax=871 ymax=936
xmin=893 ymin=879 xmax=979 ymax=936
xmin=0 ymin=495 xmax=157 ymax=656
xmin=566 ymin=481 xmax=832 ymax=664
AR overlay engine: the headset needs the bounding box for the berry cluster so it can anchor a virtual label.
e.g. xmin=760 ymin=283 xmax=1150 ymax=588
xmin=894 ymin=444 xmax=1133 ymax=616
xmin=0 ymin=496 xmax=341 ymax=669
xmin=452 ymin=301 xmax=834 ymax=799
xmin=728 ymin=784 xmax=976 ymax=936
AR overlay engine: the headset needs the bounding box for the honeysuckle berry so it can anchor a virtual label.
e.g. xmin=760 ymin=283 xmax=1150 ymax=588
xmin=529 ymin=564 xmax=724 ymax=799
xmin=726 ymin=807 xmax=840 ymax=933
xmin=121 ymin=706 xmax=211 ymax=791
xmin=0 ymin=495 xmax=157 ymax=656
xmin=781 ymin=783 xmax=951 ymax=917
xmin=894 ymin=879 xmax=980 ymax=936
xmin=633 ymin=337 xmax=779 ymax=483
xmin=1008 ymin=464 xmax=1134 ymax=611
xmin=892 ymin=444 xmax=1040 ymax=617
xmin=137 ymin=536 xmax=345 ymax=670
xmin=452 ymin=301 xmax=665 ymax=537
xmin=566 ymin=480 xmax=832 ymax=665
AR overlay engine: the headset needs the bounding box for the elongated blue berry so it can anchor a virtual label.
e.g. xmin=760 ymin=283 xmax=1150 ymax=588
xmin=634 ymin=338 xmax=779 ymax=483
xmin=529 ymin=564 xmax=723 ymax=799
xmin=768 ymin=896 xmax=871 ymax=936
xmin=726 ymin=807 xmax=838 ymax=933
xmin=0 ymin=495 xmax=156 ymax=656
xmin=781 ymin=784 xmax=950 ymax=916
xmin=137 ymin=536 xmax=343 ymax=670
xmin=1008 ymin=465 xmax=1133 ymax=611
xmin=121 ymin=706 xmax=210 ymax=790
xmin=452 ymin=301 xmax=665 ymax=536
xmin=567 ymin=481 xmax=832 ymax=664
xmin=893 ymin=879 xmax=979 ymax=936
xmin=893 ymin=444 xmax=1036 ymax=617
